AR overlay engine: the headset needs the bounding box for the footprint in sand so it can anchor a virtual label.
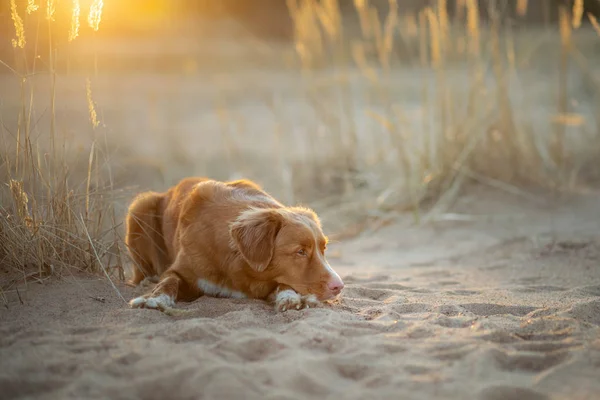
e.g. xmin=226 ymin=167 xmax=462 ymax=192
xmin=416 ymin=270 xmax=454 ymax=279
xmin=446 ymin=289 xmax=481 ymax=296
xmin=390 ymin=303 xmax=431 ymax=314
xmin=404 ymin=364 xmax=435 ymax=375
xmin=303 ymin=334 xmax=344 ymax=354
xmin=109 ymin=351 xmax=144 ymax=367
xmin=431 ymin=314 xmax=475 ymax=328
xmin=459 ymin=303 xmax=538 ymax=317
xmin=342 ymin=275 xmax=390 ymax=284
xmin=214 ymin=335 xmax=289 ymax=363
xmin=65 ymin=342 xmax=116 ymax=355
xmin=167 ymin=322 xmax=229 ymax=345
xmin=67 ymin=326 xmax=103 ymax=335
xmin=0 ymin=376 xmax=71 ymax=399
xmin=364 ymin=282 xmax=411 ymax=291
xmin=512 ymin=341 xmax=582 ymax=353
xmin=404 ymin=325 xmax=437 ymax=339
xmin=512 ymin=276 xmax=542 ymax=285
xmin=479 ymin=261 xmax=510 ymax=271
xmin=346 ymin=287 xmax=397 ymax=301
xmin=560 ymin=299 xmax=600 ymax=326
xmin=434 ymin=304 xmax=467 ymax=316
xmin=487 ymin=347 xmax=570 ymax=373
xmin=574 ymin=285 xmax=600 ymax=297
xmin=513 ymin=285 xmax=568 ymax=293
xmin=478 ymin=386 xmax=549 ymax=400
xmin=514 ymin=316 xmax=581 ymax=341
xmin=333 ymin=356 xmax=372 ymax=381
xmin=406 ymin=288 xmax=433 ymax=294
xmin=431 ymin=343 xmax=476 ymax=361
xmin=436 ymin=280 xmax=461 ymax=286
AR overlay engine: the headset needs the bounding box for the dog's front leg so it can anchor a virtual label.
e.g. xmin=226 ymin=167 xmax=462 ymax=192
xmin=129 ymin=265 xmax=204 ymax=311
xmin=129 ymin=250 xmax=202 ymax=311
xmin=270 ymin=285 xmax=320 ymax=312
xmin=128 ymin=271 xmax=181 ymax=310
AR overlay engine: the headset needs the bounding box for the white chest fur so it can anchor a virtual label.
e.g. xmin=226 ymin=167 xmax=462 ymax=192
xmin=197 ymin=279 xmax=247 ymax=299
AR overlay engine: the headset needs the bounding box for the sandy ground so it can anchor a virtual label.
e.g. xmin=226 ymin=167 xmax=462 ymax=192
xmin=1 ymin=187 xmax=600 ymax=400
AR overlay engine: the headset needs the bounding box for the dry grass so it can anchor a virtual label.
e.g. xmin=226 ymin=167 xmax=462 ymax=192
xmin=1 ymin=1 xmax=124 ymax=290
xmin=285 ymin=0 xmax=600 ymax=219
xmin=1 ymin=0 xmax=600 ymax=287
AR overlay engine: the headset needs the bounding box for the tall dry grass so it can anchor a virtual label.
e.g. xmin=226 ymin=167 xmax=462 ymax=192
xmin=285 ymin=0 xmax=600 ymax=221
xmin=1 ymin=1 xmax=125 ymax=298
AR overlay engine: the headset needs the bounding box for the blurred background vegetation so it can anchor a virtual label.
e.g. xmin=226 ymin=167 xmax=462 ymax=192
xmin=1 ymin=0 xmax=599 ymax=280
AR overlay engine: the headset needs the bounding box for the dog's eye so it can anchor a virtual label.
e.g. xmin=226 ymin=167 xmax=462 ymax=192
xmin=296 ymin=249 xmax=307 ymax=256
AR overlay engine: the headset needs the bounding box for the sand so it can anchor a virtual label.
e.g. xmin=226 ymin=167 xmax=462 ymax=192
xmin=1 ymin=187 xmax=600 ymax=400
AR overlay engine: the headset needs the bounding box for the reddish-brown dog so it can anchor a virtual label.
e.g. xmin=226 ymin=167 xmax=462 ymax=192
xmin=125 ymin=177 xmax=344 ymax=312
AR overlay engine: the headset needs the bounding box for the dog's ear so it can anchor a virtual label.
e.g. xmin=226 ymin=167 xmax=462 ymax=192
xmin=230 ymin=209 xmax=282 ymax=272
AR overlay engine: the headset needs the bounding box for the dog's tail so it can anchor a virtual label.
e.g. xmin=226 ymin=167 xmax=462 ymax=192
xmin=125 ymin=192 xmax=169 ymax=286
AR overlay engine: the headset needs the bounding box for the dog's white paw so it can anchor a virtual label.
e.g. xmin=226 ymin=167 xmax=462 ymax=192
xmin=274 ymin=291 xmax=321 ymax=312
xmin=301 ymin=294 xmax=320 ymax=309
xmin=129 ymin=294 xmax=175 ymax=310
xmin=275 ymin=290 xmax=303 ymax=312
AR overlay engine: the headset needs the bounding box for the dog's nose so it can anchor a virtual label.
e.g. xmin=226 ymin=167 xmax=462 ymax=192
xmin=327 ymin=277 xmax=344 ymax=294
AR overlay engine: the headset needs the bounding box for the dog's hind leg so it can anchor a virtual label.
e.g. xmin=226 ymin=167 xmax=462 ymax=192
xmin=125 ymin=191 xmax=166 ymax=287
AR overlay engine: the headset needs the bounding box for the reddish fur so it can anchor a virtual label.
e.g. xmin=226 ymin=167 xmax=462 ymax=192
xmin=125 ymin=177 xmax=342 ymax=307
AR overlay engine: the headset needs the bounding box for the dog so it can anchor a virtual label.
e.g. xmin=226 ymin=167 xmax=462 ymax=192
xmin=125 ymin=177 xmax=344 ymax=312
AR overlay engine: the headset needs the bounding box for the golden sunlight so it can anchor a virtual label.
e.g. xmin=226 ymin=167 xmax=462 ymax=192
xmin=8 ymin=0 xmax=181 ymax=42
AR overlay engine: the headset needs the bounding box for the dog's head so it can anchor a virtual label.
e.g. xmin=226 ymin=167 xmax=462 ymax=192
xmin=230 ymin=207 xmax=344 ymax=301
